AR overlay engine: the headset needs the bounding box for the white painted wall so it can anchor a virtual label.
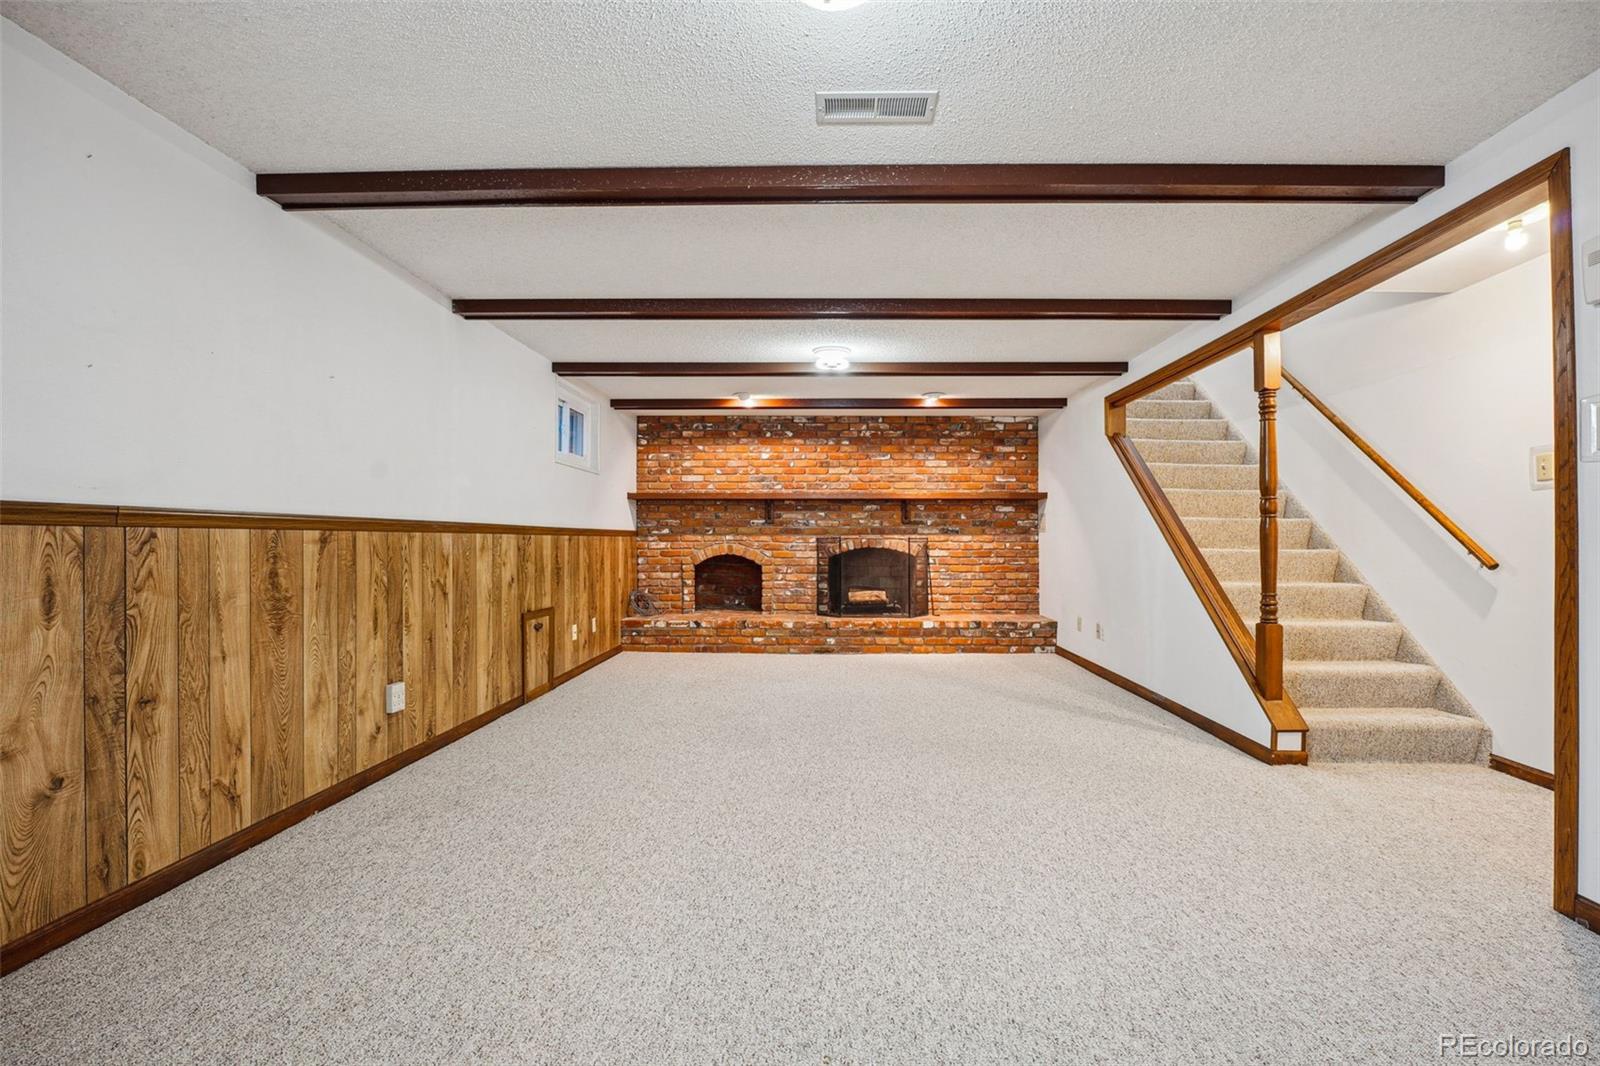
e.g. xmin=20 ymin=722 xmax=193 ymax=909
xmin=1042 ymin=67 xmax=1600 ymax=900
xmin=1196 ymin=260 xmax=1554 ymax=771
xmin=0 ymin=23 xmax=635 ymax=530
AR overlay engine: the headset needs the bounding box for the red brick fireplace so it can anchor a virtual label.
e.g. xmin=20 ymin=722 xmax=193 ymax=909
xmin=623 ymin=415 xmax=1056 ymax=652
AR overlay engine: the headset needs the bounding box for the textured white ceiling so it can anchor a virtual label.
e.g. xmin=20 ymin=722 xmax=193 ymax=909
xmin=332 ymin=201 xmax=1386 ymax=299
xmin=6 ymin=1 xmax=1598 ymax=170
xmin=7 ymin=0 xmax=1594 ymax=397
xmin=493 ymin=319 xmax=1185 ymax=368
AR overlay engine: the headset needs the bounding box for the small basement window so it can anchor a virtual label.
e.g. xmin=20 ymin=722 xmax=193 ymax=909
xmin=556 ymin=392 xmax=597 ymax=471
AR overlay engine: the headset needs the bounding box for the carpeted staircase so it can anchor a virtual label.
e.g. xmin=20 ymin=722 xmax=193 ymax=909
xmin=1127 ymin=380 xmax=1490 ymax=764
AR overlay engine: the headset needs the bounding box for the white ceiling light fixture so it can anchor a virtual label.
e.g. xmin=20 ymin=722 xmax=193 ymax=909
xmin=734 ymin=391 xmax=756 ymax=407
xmin=921 ymin=391 xmax=945 ymax=406
xmin=1504 ymin=218 xmax=1530 ymax=252
xmin=801 ymin=0 xmax=868 ymax=11
xmin=813 ymin=346 xmax=853 ymax=372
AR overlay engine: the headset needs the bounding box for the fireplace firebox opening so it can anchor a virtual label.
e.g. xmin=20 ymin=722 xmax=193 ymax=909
xmin=693 ymin=553 xmax=763 ymax=612
xmin=817 ymin=538 xmax=930 ymax=618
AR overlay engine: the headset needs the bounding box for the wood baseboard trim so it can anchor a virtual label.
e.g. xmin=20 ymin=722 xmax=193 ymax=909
xmin=0 ymin=645 xmax=623 ymax=975
xmin=1489 ymin=754 xmax=1556 ymax=790
xmin=1573 ymin=894 xmax=1600 ymax=933
xmin=1054 ymin=645 xmax=1305 ymax=766
xmin=0 ymin=499 xmax=634 ymax=537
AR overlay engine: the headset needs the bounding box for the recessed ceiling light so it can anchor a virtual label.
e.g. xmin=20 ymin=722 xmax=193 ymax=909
xmin=1504 ymin=219 xmax=1530 ymax=252
xmin=802 ymin=0 xmax=867 ymax=10
xmin=813 ymin=346 xmax=852 ymax=372
xmin=922 ymin=391 xmax=945 ymax=406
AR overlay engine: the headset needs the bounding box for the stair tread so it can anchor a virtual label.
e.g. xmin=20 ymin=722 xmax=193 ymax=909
xmin=1280 ymin=618 xmax=1399 ymax=628
xmin=1205 ymin=547 xmax=1337 ymax=556
xmin=1299 ymin=707 xmax=1484 ymax=727
xmin=1286 ymin=660 xmax=1439 ymax=676
xmin=1223 ymin=580 xmax=1363 ymax=590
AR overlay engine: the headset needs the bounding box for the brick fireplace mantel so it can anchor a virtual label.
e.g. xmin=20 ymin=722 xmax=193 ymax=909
xmin=627 ymin=415 xmax=1055 ymax=653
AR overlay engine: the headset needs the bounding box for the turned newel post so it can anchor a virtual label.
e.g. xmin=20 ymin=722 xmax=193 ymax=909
xmin=1253 ymin=331 xmax=1284 ymax=701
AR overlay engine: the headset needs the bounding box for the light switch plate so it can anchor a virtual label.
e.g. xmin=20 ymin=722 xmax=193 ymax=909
xmin=385 ymin=681 xmax=405 ymax=715
xmin=1582 ymin=235 xmax=1600 ymax=306
xmin=1582 ymin=396 xmax=1600 ymax=463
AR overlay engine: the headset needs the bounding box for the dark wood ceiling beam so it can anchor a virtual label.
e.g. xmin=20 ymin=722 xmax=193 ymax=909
xmin=608 ymin=397 xmax=1069 ymax=411
xmin=455 ymin=298 xmax=1228 ymax=321
xmin=257 ymin=164 xmax=1445 ymax=210
xmin=554 ymin=360 xmax=1127 ymax=377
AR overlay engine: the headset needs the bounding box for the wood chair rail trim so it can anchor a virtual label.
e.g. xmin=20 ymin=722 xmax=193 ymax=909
xmin=1281 ymin=368 xmax=1499 ymax=569
xmin=0 ymin=645 xmax=622 ymax=975
xmin=1054 ymin=646 xmax=1305 ymax=766
xmin=257 ymin=163 xmax=1447 ymax=211
xmin=0 ymin=501 xmax=635 ymax=537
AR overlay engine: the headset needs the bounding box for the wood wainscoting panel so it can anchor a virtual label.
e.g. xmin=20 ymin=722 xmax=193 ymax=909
xmin=82 ymin=525 xmax=128 ymax=903
xmin=303 ymin=530 xmax=342 ymax=795
xmin=0 ymin=510 xmax=635 ymax=958
xmin=125 ymin=526 xmax=180 ymax=883
xmin=175 ymin=528 xmax=213 ymax=857
xmin=249 ymin=529 xmax=305 ymax=820
xmin=207 ymin=529 xmax=252 ymax=838
xmin=497 ymin=535 xmax=520 ymax=708
xmin=0 ymin=525 xmax=86 ymax=941
xmin=450 ymin=533 xmax=476 ymax=730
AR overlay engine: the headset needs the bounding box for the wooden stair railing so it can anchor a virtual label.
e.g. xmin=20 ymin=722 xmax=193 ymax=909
xmin=1254 ymin=333 xmax=1285 ymax=701
xmin=1279 ymin=368 xmax=1499 ymax=570
xmin=1104 ymin=329 xmax=1306 ymax=765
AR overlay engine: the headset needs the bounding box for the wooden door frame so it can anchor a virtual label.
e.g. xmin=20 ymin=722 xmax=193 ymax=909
xmin=1108 ymin=150 xmax=1581 ymax=920
xmin=521 ymin=607 xmax=556 ymax=702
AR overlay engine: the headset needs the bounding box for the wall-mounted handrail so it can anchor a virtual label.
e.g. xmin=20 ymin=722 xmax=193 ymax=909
xmin=1279 ymin=368 xmax=1500 ymax=570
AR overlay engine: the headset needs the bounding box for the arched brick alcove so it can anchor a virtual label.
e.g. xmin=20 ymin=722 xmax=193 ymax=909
xmin=684 ymin=542 xmax=772 ymax=612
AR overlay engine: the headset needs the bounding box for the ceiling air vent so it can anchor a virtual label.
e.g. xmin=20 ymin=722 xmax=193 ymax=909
xmin=816 ymin=91 xmax=938 ymax=125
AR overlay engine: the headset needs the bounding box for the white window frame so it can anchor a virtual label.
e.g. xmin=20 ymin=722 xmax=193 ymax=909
xmin=555 ymin=388 xmax=599 ymax=473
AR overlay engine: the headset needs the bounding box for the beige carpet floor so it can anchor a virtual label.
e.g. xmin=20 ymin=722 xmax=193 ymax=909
xmin=3 ymin=653 xmax=1595 ymax=1063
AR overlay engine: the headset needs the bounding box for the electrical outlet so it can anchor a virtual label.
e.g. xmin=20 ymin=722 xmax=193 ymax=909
xmin=570 ymin=623 xmax=579 ymax=641
xmin=590 ymin=616 xmax=597 ymax=633
xmin=1095 ymin=623 xmax=1104 ymax=640
xmin=385 ymin=681 xmax=405 ymax=715
xmin=1076 ymin=616 xmax=1083 ymax=632
xmin=1531 ymin=445 xmax=1556 ymax=490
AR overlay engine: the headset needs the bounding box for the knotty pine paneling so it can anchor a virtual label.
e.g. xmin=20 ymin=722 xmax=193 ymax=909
xmin=82 ymin=526 xmax=127 ymax=903
xmin=125 ymin=526 xmax=179 ymax=882
xmin=176 ymin=528 xmax=212 ymax=857
xmin=0 ymin=526 xmax=86 ymax=941
xmin=0 ymin=519 xmax=631 ymax=943
xmin=208 ymin=529 xmax=251 ymax=837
